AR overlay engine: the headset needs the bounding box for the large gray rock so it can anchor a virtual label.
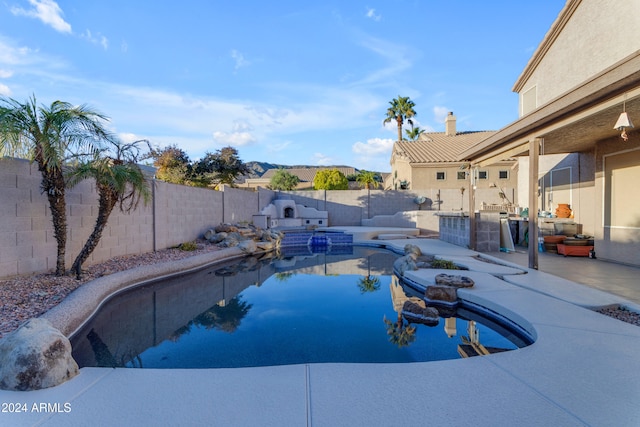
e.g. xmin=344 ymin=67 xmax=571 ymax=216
xmin=425 ymin=285 xmax=458 ymax=303
xmin=0 ymin=318 xmax=78 ymax=391
xmin=208 ymin=231 xmax=227 ymax=243
xmin=393 ymin=255 xmax=417 ymax=276
xmin=404 ymin=244 xmax=422 ymax=257
xmin=238 ymin=239 xmax=258 ymax=254
xmin=401 ymin=301 xmax=439 ymax=326
xmin=435 ymin=273 xmax=475 ymax=288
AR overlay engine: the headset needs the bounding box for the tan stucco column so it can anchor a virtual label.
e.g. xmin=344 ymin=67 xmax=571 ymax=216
xmin=528 ymin=138 xmax=541 ymax=270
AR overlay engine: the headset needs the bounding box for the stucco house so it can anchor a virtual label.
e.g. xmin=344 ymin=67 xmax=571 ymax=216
xmin=389 ymin=112 xmax=518 ymax=210
xmin=460 ymin=0 xmax=640 ymax=268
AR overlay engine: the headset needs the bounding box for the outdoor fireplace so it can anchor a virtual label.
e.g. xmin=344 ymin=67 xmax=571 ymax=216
xmin=253 ymin=197 xmax=328 ymax=228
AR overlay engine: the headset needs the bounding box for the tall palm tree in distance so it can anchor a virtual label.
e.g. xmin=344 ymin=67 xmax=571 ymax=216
xmin=356 ymin=170 xmax=380 ymax=189
xmin=0 ymin=95 xmax=111 ymax=275
xmin=383 ymin=96 xmax=417 ymax=142
xmin=66 ymin=138 xmax=151 ymax=278
xmin=405 ymin=126 xmax=425 ymax=141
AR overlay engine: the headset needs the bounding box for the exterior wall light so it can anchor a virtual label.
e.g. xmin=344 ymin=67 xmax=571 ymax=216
xmin=614 ymin=98 xmax=634 ymax=141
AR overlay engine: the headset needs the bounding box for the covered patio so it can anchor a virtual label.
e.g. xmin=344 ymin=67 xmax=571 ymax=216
xmin=461 ymin=51 xmax=640 ymax=269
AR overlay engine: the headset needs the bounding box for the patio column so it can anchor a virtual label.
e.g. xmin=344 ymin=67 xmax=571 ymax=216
xmin=528 ymin=138 xmax=541 ymax=270
xmin=468 ymin=168 xmax=476 ymax=250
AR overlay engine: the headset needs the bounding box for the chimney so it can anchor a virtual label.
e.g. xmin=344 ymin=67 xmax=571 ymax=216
xmin=445 ymin=111 xmax=456 ymax=136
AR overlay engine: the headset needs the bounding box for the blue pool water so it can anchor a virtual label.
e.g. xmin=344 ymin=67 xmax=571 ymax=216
xmin=70 ymin=247 xmax=530 ymax=368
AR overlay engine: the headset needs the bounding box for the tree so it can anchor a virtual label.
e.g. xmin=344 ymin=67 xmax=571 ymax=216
xmin=145 ymin=144 xmax=191 ymax=185
xmin=356 ymin=170 xmax=380 ymax=190
xmin=383 ymin=96 xmax=417 ymax=142
xmin=357 ymin=275 xmax=381 ymax=293
xmin=66 ymin=139 xmax=151 ymax=278
xmin=269 ymin=168 xmax=300 ymax=191
xmin=0 ymin=95 xmax=110 ymax=275
xmin=313 ymin=169 xmax=348 ymax=190
xmin=405 ymin=126 xmax=425 ymax=141
xmin=195 ymin=146 xmax=249 ymax=188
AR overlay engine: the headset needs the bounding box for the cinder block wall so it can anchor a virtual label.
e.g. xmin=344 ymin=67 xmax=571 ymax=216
xmin=2 ymin=157 xmax=483 ymax=279
xmin=0 ymin=158 xmax=153 ymax=277
xmin=153 ymin=180 xmax=223 ymax=250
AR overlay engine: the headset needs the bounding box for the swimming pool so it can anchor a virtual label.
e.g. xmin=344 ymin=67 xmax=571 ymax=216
xmin=70 ymin=247 xmax=531 ymax=368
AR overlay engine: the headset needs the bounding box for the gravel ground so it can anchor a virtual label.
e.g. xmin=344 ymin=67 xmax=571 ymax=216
xmin=1 ymin=243 xmax=638 ymax=339
xmin=0 ymin=242 xmax=221 ymax=339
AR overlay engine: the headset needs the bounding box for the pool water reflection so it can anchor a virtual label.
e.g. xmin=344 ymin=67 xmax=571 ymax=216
xmin=71 ymin=247 xmax=529 ymax=368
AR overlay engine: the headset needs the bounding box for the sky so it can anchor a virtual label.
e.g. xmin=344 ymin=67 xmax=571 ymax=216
xmin=0 ymin=0 xmax=566 ymax=172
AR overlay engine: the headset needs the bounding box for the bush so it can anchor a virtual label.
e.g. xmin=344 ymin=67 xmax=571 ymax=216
xmin=178 ymin=241 xmax=198 ymax=251
xmin=430 ymin=259 xmax=459 ymax=270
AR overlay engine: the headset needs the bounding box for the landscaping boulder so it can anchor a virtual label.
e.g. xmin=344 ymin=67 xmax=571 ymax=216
xmin=401 ymin=301 xmax=439 ymax=326
xmin=203 ymin=228 xmax=216 ymax=240
xmin=206 ymin=231 xmax=227 ymax=244
xmin=425 ymin=285 xmax=458 ymax=304
xmin=393 ymin=255 xmax=417 ymax=276
xmin=238 ymin=239 xmax=258 ymax=254
xmin=256 ymin=241 xmax=275 ymax=252
xmin=404 ymin=244 xmax=422 ymax=257
xmin=0 ymin=318 xmax=78 ymax=391
xmin=435 ymin=274 xmax=475 ymax=288
xmin=215 ymin=223 xmax=238 ymax=233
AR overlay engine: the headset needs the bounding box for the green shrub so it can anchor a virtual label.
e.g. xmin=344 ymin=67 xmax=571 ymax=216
xmin=430 ymin=259 xmax=459 ymax=269
xmin=179 ymin=241 xmax=198 ymax=251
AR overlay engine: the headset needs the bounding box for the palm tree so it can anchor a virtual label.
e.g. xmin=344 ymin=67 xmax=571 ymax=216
xmin=66 ymin=139 xmax=151 ymax=278
xmin=357 ymin=275 xmax=381 ymax=293
xmin=0 ymin=95 xmax=110 ymax=275
xmin=356 ymin=170 xmax=380 ymax=190
xmin=383 ymin=96 xmax=417 ymax=142
xmin=405 ymin=126 xmax=425 ymax=141
xmin=383 ymin=315 xmax=417 ymax=348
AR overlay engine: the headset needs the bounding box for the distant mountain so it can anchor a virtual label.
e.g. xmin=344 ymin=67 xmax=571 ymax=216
xmin=243 ymin=161 xmax=360 ymax=178
xmin=244 ymin=162 xmax=284 ymax=178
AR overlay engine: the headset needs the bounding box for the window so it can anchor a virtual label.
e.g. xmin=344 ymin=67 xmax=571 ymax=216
xmin=436 ymin=171 xmax=446 ymax=180
xmin=478 ymin=171 xmax=488 ymax=180
xmin=499 ymin=170 xmax=509 ymax=179
xmin=457 ymin=171 xmax=466 ymax=180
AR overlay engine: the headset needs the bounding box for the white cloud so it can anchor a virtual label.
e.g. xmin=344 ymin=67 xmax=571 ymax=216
xmin=353 ymin=34 xmax=413 ymax=86
xmin=82 ymin=30 xmax=109 ymax=50
xmin=212 ymin=131 xmax=257 ymax=146
xmin=313 ymin=152 xmax=334 ymax=166
xmin=11 ymin=0 xmax=72 ymax=34
xmin=0 ymin=69 xmax=14 ymax=78
xmin=232 ymin=121 xmax=253 ymax=132
xmin=0 ymin=37 xmax=36 ymax=66
xmin=118 ymin=132 xmax=145 ymax=144
xmin=266 ymin=140 xmax=292 ymax=153
xmin=433 ymin=106 xmax=450 ymax=123
xmin=352 ymin=137 xmax=394 ymax=155
xmin=231 ymin=49 xmax=250 ymax=70
xmin=365 ymin=8 xmax=381 ymax=21
xmin=0 ymin=83 xmax=11 ymax=96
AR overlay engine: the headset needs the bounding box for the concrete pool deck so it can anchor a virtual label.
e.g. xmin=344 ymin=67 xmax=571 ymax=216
xmin=2 ymin=231 xmax=640 ymax=426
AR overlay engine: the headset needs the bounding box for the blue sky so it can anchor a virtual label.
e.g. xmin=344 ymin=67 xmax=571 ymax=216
xmin=0 ymin=1 xmax=565 ymax=172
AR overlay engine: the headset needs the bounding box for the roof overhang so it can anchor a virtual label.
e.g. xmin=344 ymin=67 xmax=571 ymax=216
xmin=461 ymin=50 xmax=640 ymax=165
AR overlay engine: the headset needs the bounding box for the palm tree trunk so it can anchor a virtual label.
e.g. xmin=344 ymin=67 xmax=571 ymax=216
xmin=36 ymin=156 xmax=67 ymax=276
xmin=396 ymin=116 xmax=403 ymax=141
xmin=71 ymin=187 xmax=117 ymax=279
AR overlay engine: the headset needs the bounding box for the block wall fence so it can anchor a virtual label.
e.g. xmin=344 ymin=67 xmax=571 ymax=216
xmin=1 ymin=157 xmax=465 ymax=279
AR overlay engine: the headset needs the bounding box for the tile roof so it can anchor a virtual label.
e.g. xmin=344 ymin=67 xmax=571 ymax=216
xmin=393 ymin=131 xmax=496 ymax=163
xmin=261 ymin=167 xmax=358 ymax=182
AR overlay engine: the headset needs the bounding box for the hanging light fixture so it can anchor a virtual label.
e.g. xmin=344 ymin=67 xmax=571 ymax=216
xmin=614 ymin=96 xmax=634 ymax=141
